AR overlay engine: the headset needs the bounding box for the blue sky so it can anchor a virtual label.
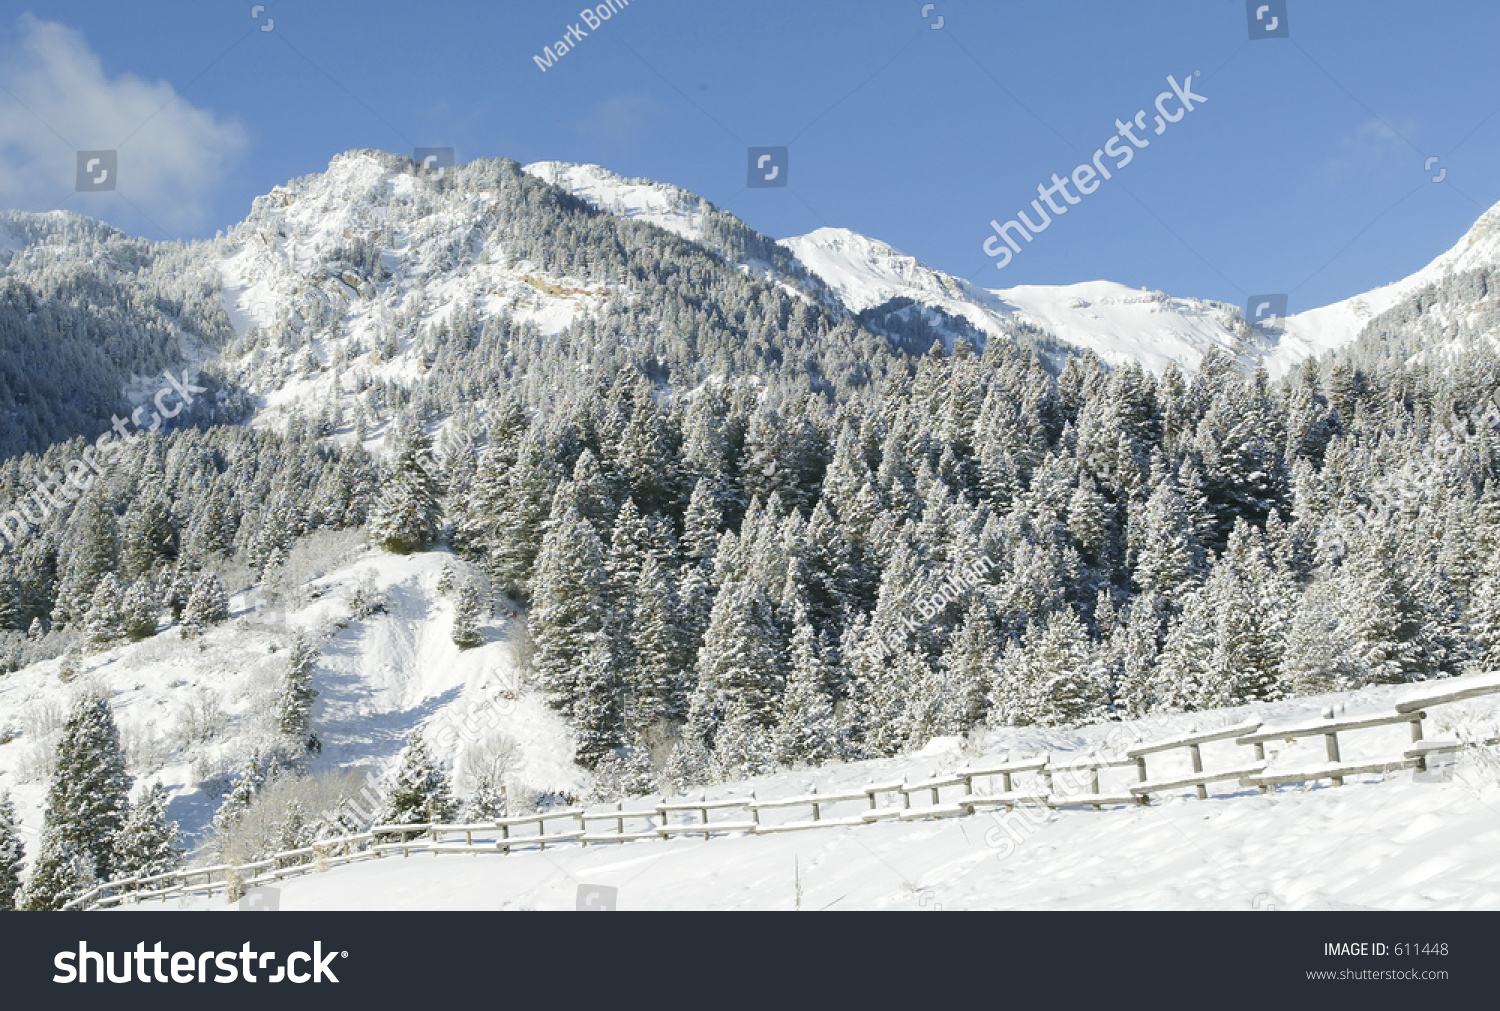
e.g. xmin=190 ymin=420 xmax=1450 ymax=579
xmin=3 ymin=0 xmax=1499 ymax=313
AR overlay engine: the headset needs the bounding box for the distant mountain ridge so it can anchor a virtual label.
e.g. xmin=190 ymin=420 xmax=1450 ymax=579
xmin=528 ymin=160 xmax=1500 ymax=377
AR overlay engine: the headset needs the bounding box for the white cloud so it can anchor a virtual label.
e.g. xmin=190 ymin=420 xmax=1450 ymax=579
xmin=1321 ymin=117 xmax=1418 ymax=183
xmin=0 ymin=15 xmax=246 ymax=233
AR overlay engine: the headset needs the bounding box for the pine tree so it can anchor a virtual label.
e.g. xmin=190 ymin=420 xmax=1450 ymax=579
xmin=773 ymin=617 xmax=836 ymax=766
xmin=120 ymin=577 xmax=161 ymax=641
xmin=120 ymin=491 xmax=178 ymax=580
xmin=83 ymin=572 xmax=126 ymax=648
xmin=713 ymin=698 xmax=776 ymax=780
xmin=19 ymin=829 xmax=96 ymax=911
xmin=23 ymin=695 xmax=131 ymax=907
xmin=112 ymin=784 xmax=182 ymax=879
xmin=992 ymin=608 xmax=1105 ymax=726
xmin=1131 ymin=465 xmax=1204 ymax=604
xmin=530 ymin=490 xmax=610 ymax=714
xmin=628 ymin=553 xmax=687 ymax=725
xmin=380 ymin=731 xmax=457 ymax=827
xmin=451 ymin=575 xmax=488 ymax=649
xmin=0 ymin=792 xmax=23 ymax=911
xmin=277 ymin=632 xmax=321 ymax=753
xmin=1154 ymin=588 xmax=1217 ymax=711
xmin=50 ymin=492 xmax=120 ymax=629
xmin=369 ymin=421 xmax=442 ymax=554
xmin=694 ymin=580 xmax=783 ymax=744
xmin=181 ymin=572 xmax=229 ymax=632
xmin=937 ymin=600 xmax=999 ymax=729
xmin=1197 ymin=519 xmax=1291 ymax=707
xmin=573 ymin=640 xmax=622 ymax=769
xmin=462 ymin=780 xmax=508 ymax=821
xmin=486 ymin=428 xmax=560 ymax=598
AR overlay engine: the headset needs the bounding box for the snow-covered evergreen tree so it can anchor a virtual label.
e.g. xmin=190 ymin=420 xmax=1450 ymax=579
xmin=773 ymin=615 xmax=836 ymax=766
xmin=530 ymin=489 xmax=610 ymax=715
xmin=277 ymin=632 xmax=321 ymax=754
xmin=112 ymin=784 xmax=182 ymax=879
xmin=369 ymin=421 xmax=442 ymax=554
xmin=451 ymin=575 xmax=488 ymax=649
xmin=83 ymin=572 xmax=126 ymax=648
xmin=0 ymin=792 xmax=23 ymax=911
xmin=22 ymin=695 xmax=131 ymax=907
xmin=181 ymin=572 xmax=229 ymax=633
xmin=379 ymin=731 xmax=457 ymax=827
xmin=120 ymin=577 xmax=162 ymax=641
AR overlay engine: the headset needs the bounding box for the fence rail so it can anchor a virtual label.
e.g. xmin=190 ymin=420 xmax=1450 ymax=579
xmin=66 ymin=674 xmax=1500 ymax=910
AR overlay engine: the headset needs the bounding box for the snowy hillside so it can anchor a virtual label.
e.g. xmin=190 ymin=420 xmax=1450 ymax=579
xmin=216 ymin=151 xmax=618 ymax=434
xmin=524 ymin=159 xmax=1500 ymax=376
xmin=0 ymin=545 xmax=580 ymax=863
xmin=523 ymin=162 xmax=715 ymax=243
xmin=782 ymin=227 xmax=1268 ymax=373
xmin=1273 ymin=204 xmax=1500 ymax=366
xmin=135 ymin=676 xmax=1500 ymax=911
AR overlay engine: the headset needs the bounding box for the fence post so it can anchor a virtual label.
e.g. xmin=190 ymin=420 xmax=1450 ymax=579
xmin=1410 ymin=714 xmax=1427 ymax=772
xmin=616 ymin=801 xmax=625 ymax=838
xmin=1325 ymin=732 xmax=1343 ymax=786
xmin=751 ymin=792 xmax=760 ymax=832
xmin=1252 ymin=742 xmax=1268 ymax=794
xmin=1189 ymin=743 xmax=1208 ymax=800
xmin=702 ymin=793 xmax=712 ymax=840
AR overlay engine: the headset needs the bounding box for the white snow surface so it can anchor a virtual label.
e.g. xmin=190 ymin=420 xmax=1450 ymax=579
xmin=214 ymin=151 xmax=618 ymax=436
xmin=1271 ymin=203 xmax=1500 ymax=367
xmin=523 ymin=161 xmax=715 ymax=243
xmin=0 ymin=548 xmax=581 ymax=863
xmin=131 ymin=674 xmax=1500 ymax=911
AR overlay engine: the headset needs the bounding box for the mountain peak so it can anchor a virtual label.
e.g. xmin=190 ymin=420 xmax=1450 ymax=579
xmin=522 ymin=161 xmax=715 ymax=242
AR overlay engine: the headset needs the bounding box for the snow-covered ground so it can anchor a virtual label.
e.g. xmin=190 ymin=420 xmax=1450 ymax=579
xmin=128 ymin=676 xmax=1500 ymax=911
xmin=0 ymin=548 xmax=581 ymax=862
xmin=523 ymin=161 xmax=716 ymax=243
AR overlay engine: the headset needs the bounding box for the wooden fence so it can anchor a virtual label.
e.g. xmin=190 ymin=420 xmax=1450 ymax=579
xmin=64 ymin=675 xmax=1500 ymax=910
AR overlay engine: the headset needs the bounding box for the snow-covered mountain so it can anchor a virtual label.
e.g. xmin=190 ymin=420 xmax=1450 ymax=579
xmin=784 ymin=227 xmax=1267 ymax=373
xmin=524 ymin=161 xmax=716 ymax=243
xmin=532 ymin=160 xmax=1500 ymax=377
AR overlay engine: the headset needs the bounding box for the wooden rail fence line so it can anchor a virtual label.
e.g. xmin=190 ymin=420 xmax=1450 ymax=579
xmin=64 ymin=676 xmax=1500 ymax=909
